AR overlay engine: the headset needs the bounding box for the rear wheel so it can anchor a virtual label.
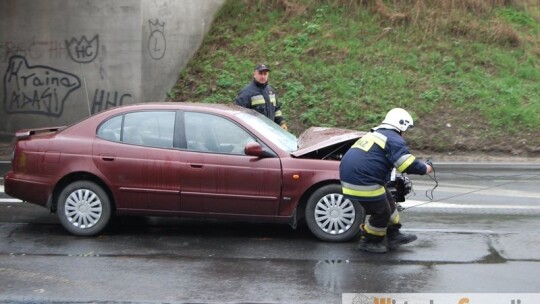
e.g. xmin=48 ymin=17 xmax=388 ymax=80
xmin=305 ymin=184 xmax=364 ymax=242
xmin=57 ymin=181 xmax=112 ymax=236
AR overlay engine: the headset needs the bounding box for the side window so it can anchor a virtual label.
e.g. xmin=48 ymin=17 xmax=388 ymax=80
xmin=123 ymin=111 xmax=175 ymax=148
xmin=97 ymin=115 xmax=122 ymax=141
xmin=185 ymin=112 xmax=256 ymax=154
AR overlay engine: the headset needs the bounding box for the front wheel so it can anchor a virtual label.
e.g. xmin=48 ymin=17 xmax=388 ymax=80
xmin=305 ymin=184 xmax=364 ymax=242
xmin=57 ymin=181 xmax=112 ymax=236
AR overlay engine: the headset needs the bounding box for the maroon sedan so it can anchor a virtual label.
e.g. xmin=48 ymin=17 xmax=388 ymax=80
xmin=4 ymin=103 xmax=367 ymax=242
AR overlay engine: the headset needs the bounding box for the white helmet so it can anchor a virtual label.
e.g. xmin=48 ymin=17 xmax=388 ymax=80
xmin=381 ymin=108 xmax=414 ymax=132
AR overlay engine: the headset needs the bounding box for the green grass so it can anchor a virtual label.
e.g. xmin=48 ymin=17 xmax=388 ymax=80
xmin=172 ymin=0 xmax=540 ymax=155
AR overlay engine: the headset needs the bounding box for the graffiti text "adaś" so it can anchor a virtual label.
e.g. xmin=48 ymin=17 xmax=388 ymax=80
xmin=3 ymin=55 xmax=81 ymax=117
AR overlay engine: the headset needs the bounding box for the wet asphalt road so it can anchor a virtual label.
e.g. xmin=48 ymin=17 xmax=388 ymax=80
xmin=1 ymin=162 xmax=539 ymax=303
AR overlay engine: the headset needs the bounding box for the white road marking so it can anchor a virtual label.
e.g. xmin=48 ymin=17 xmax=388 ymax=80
xmin=401 ymin=200 xmax=540 ymax=210
xmin=1 ymin=188 xmax=539 ymax=208
xmin=0 ymin=198 xmax=22 ymax=203
xmin=404 ymin=227 xmax=497 ymax=234
xmin=412 ymin=184 xmax=540 ymax=199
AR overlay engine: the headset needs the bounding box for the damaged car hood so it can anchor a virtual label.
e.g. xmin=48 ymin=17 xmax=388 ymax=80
xmin=292 ymin=127 xmax=366 ymax=158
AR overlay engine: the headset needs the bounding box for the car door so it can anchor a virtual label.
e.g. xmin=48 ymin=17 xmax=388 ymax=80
xmin=180 ymin=111 xmax=282 ymax=216
xmin=93 ymin=110 xmax=183 ymax=212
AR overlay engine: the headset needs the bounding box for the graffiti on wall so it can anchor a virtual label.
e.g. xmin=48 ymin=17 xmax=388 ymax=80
xmin=3 ymin=55 xmax=81 ymax=117
xmin=65 ymin=35 xmax=99 ymax=63
xmin=148 ymin=19 xmax=166 ymax=60
xmin=1 ymin=35 xmax=100 ymax=64
xmin=0 ymin=37 xmax=68 ymax=62
xmin=92 ymin=89 xmax=132 ymax=114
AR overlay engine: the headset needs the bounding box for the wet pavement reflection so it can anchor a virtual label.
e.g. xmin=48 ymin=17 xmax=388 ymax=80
xmin=1 ymin=163 xmax=540 ymax=303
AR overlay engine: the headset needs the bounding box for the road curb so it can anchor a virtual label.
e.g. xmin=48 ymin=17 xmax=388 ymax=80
xmin=432 ymin=162 xmax=540 ymax=171
xmin=1 ymin=161 xmax=11 ymax=176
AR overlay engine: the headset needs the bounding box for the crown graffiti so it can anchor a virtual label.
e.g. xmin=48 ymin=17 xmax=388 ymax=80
xmin=65 ymin=35 xmax=99 ymax=63
xmin=149 ymin=19 xmax=165 ymax=32
xmin=66 ymin=35 xmax=99 ymax=49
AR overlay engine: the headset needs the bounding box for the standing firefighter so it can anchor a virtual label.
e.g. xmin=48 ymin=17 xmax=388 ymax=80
xmin=339 ymin=108 xmax=433 ymax=253
xmin=235 ymin=64 xmax=287 ymax=130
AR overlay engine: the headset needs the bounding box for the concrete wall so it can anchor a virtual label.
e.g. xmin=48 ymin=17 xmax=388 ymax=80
xmin=0 ymin=0 xmax=225 ymax=137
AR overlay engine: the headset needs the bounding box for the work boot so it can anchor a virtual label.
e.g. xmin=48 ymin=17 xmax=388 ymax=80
xmin=357 ymin=232 xmax=388 ymax=253
xmin=386 ymin=227 xmax=417 ymax=250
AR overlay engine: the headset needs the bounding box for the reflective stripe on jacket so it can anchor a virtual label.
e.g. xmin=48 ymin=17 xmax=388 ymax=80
xmin=235 ymin=80 xmax=284 ymax=125
xmin=339 ymin=128 xmax=426 ymax=201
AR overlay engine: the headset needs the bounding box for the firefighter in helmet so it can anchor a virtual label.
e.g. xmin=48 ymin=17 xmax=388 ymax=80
xmin=339 ymin=108 xmax=433 ymax=253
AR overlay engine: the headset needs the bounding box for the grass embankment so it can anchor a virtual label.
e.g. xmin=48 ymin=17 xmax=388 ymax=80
xmin=171 ymin=0 xmax=540 ymax=156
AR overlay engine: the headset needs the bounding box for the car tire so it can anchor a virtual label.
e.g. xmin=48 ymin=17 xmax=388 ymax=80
xmin=57 ymin=181 xmax=112 ymax=236
xmin=305 ymin=184 xmax=364 ymax=242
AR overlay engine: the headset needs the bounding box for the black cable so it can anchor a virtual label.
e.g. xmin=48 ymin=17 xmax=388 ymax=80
xmin=425 ymin=160 xmax=438 ymax=201
xmin=403 ymin=179 xmax=524 ymax=210
xmin=401 ymin=170 xmax=540 ymax=210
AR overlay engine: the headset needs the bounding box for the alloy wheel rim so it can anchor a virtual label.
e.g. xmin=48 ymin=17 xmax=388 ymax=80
xmin=314 ymin=193 xmax=355 ymax=235
xmin=64 ymin=189 xmax=103 ymax=229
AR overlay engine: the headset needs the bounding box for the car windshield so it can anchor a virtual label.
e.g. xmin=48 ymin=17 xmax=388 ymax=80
xmin=235 ymin=111 xmax=298 ymax=152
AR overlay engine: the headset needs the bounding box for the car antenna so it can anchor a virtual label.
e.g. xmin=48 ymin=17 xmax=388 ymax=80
xmin=83 ymin=76 xmax=91 ymax=116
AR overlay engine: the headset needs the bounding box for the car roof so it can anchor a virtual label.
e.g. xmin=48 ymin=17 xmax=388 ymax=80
xmin=62 ymin=102 xmax=254 ymax=135
xmin=102 ymin=102 xmax=248 ymax=115
xmin=114 ymin=102 xmax=237 ymax=111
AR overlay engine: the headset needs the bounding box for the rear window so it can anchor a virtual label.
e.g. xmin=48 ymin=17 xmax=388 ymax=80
xmin=97 ymin=111 xmax=176 ymax=148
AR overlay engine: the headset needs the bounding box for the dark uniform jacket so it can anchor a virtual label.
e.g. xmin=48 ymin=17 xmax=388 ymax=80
xmin=235 ymin=79 xmax=284 ymax=125
xmin=339 ymin=128 xmax=427 ymax=201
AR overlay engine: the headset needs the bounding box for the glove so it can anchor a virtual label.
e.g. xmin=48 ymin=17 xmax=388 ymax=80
xmin=281 ymin=122 xmax=288 ymax=131
xmin=425 ymin=160 xmax=433 ymax=174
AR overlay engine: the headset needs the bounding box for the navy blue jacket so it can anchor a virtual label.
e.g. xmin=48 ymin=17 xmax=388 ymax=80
xmin=339 ymin=128 xmax=427 ymax=201
xmin=235 ymin=80 xmax=284 ymax=125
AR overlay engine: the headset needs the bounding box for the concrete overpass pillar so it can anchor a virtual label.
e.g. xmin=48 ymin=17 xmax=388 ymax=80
xmin=0 ymin=0 xmax=225 ymax=137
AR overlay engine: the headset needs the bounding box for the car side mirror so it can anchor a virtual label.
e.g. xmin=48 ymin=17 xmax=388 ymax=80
xmin=244 ymin=142 xmax=274 ymax=158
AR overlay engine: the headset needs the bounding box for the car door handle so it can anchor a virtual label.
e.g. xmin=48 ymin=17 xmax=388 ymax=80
xmin=189 ymin=163 xmax=203 ymax=168
xmin=101 ymin=155 xmax=115 ymax=161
